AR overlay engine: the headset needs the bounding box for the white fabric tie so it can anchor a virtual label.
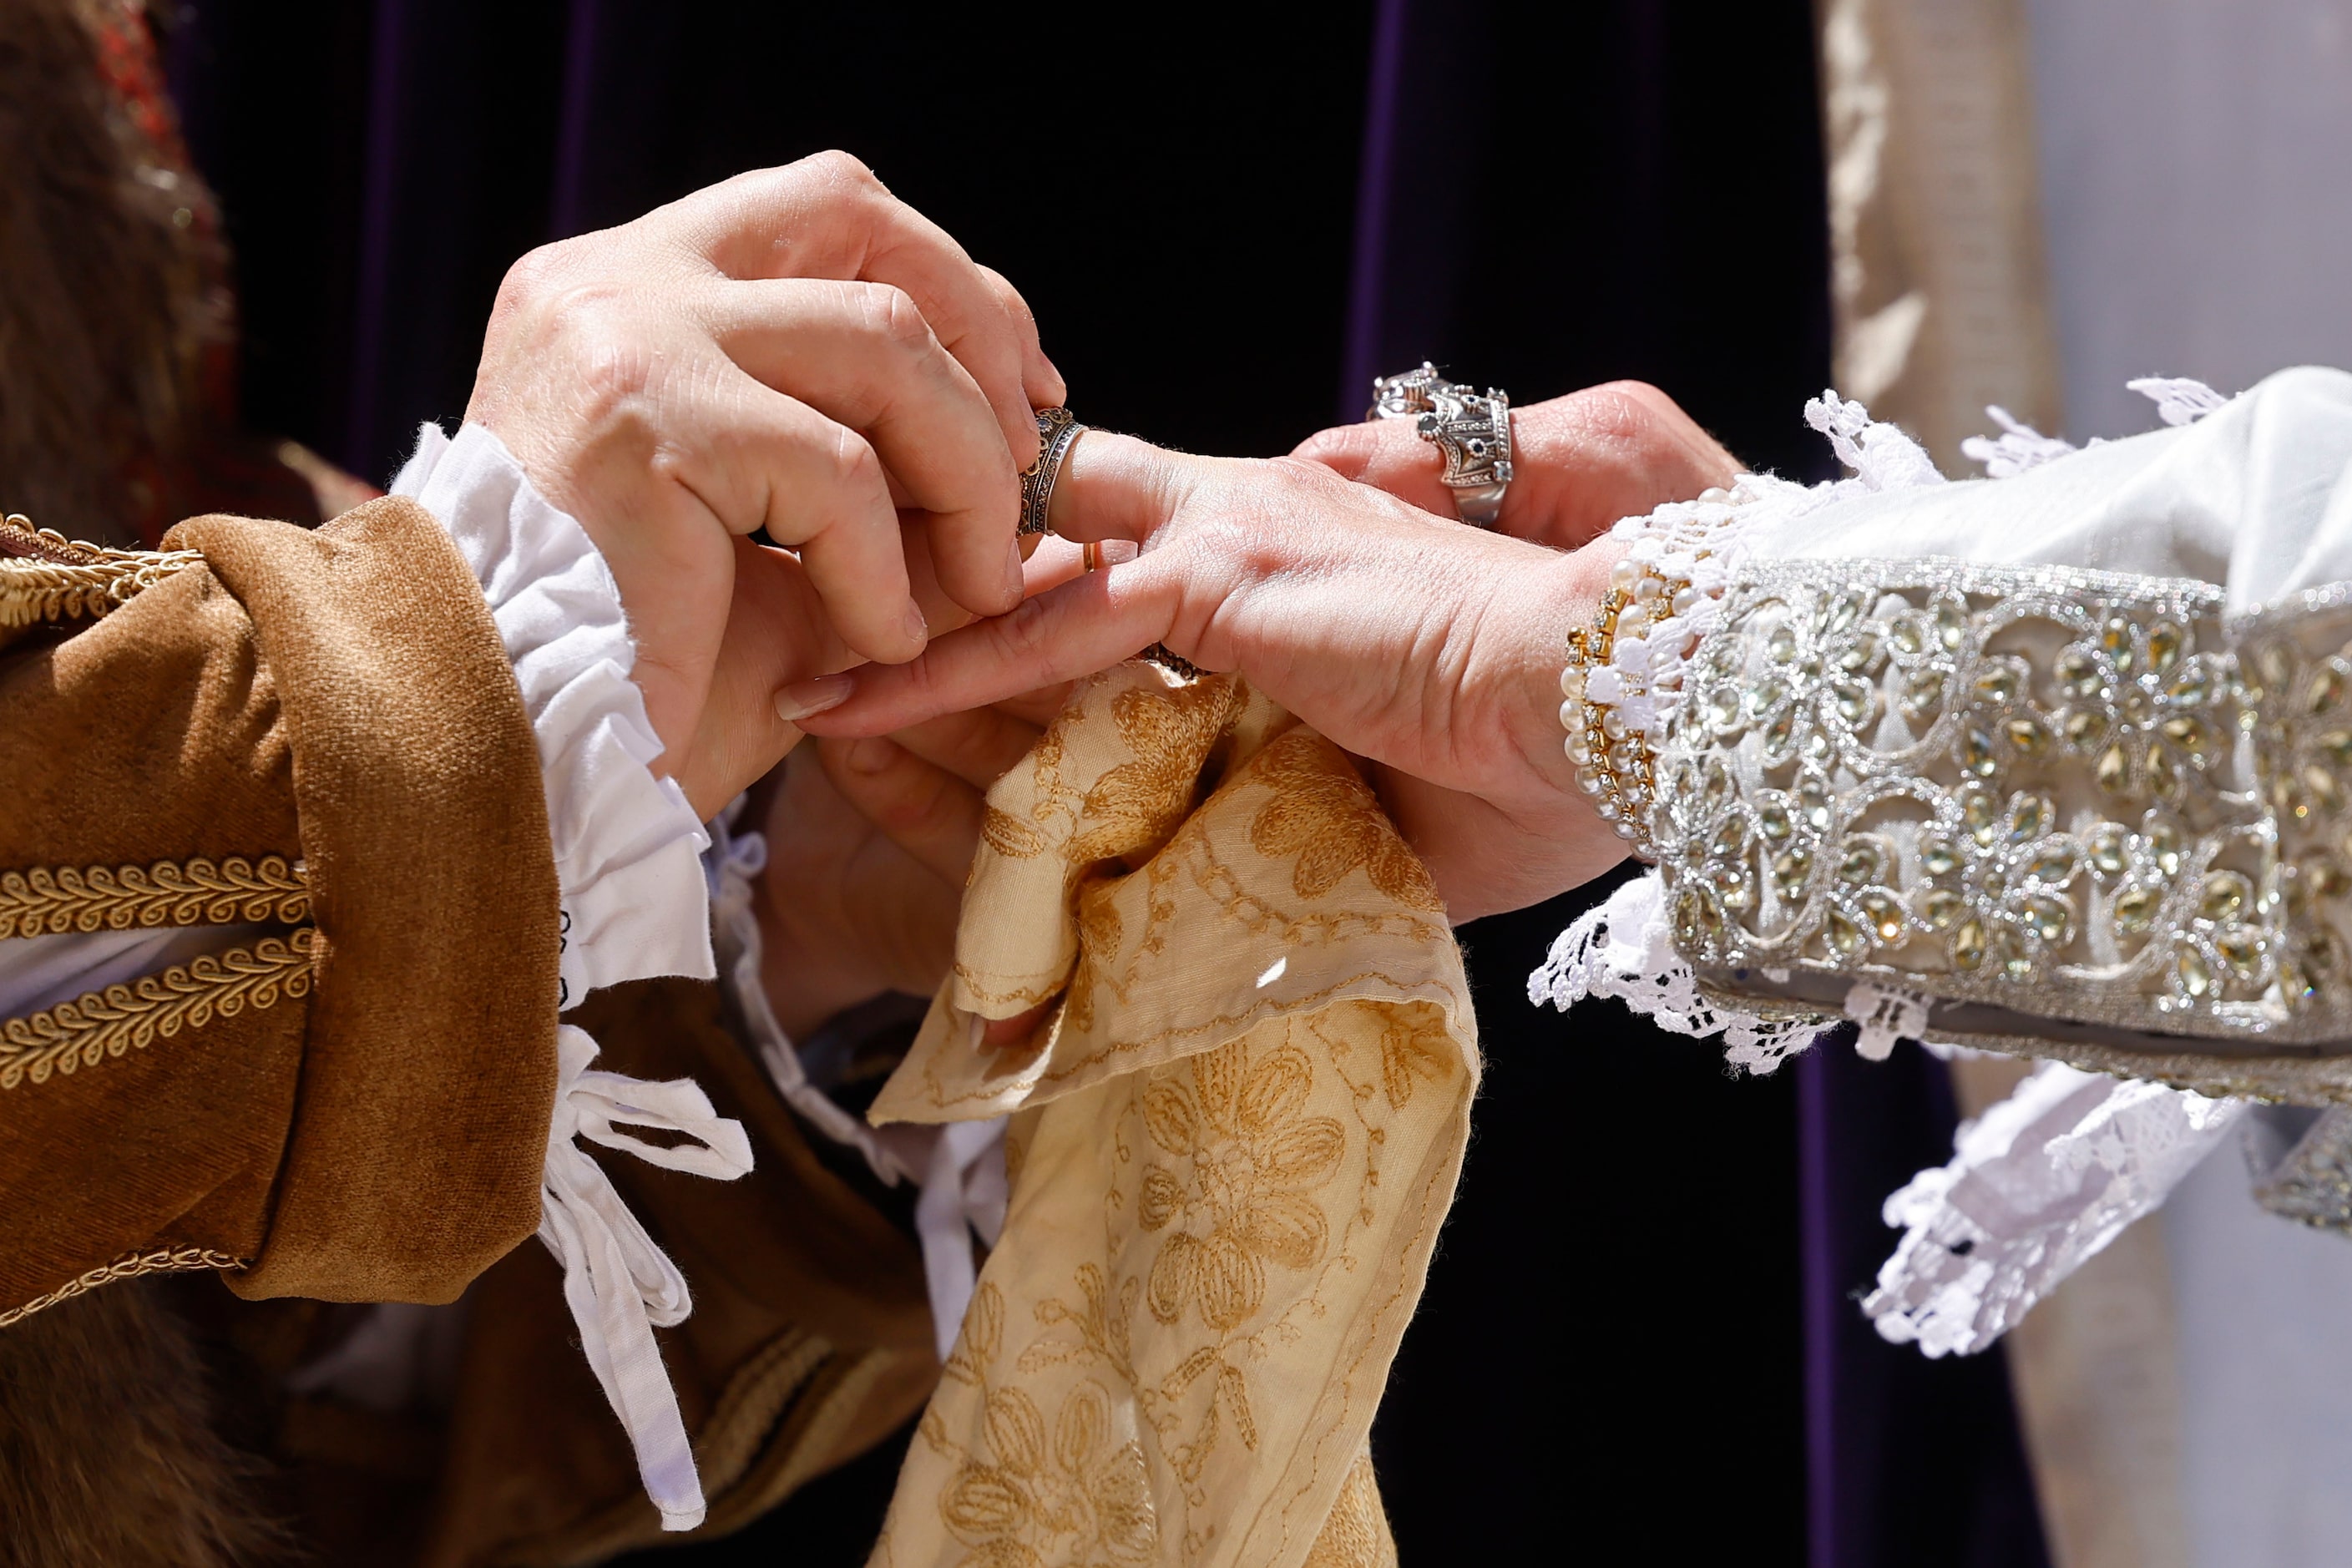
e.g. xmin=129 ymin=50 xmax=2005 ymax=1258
xmin=703 ymin=802 xmax=1010 ymax=1363
xmin=538 ymin=1025 xmax=754 ymax=1531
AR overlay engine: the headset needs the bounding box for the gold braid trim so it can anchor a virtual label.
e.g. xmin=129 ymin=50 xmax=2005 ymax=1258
xmin=0 ymin=927 xmax=316 ymax=1090
xmin=0 ymin=1245 xmax=243 ymax=1332
xmin=0 ymin=853 xmax=309 ymax=938
xmin=0 ymin=512 xmax=201 ymax=631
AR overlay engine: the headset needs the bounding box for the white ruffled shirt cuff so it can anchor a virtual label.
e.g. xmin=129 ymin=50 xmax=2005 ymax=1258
xmin=392 ymin=421 xmax=740 ymax=1530
xmin=392 ymin=422 xmax=714 ymax=1001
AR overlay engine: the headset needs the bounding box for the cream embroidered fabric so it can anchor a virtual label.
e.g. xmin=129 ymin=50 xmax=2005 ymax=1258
xmin=863 ymin=661 xmax=1466 ymax=1568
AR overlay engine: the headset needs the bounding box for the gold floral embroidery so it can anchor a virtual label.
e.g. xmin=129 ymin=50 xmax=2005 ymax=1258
xmin=933 ymin=1283 xmax=1161 ymax=1567
xmin=1343 ymin=1004 xmax=1455 ymax=1111
xmin=984 ymin=807 xmax=1050 ymax=859
xmin=0 ymin=854 xmax=308 ymax=938
xmin=0 ymin=928 xmax=316 ymax=1090
xmin=1139 ymin=1039 xmax=1345 ymax=1331
xmin=1070 ymin=680 xmax=1238 ymax=867
xmin=1247 ymin=734 xmax=1443 ymax=912
xmin=0 ymin=1244 xmax=242 ymax=1331
xmin=0 ymin=513 xmax=201 ymax=634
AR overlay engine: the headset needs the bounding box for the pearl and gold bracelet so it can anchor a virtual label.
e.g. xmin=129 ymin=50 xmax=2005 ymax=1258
xmin=1560 ymin=503 xmax=1732 ymax=863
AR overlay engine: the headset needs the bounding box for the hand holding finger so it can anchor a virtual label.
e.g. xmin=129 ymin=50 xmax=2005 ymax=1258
xmin=706 ymin=276 xmax=1024 ymax=615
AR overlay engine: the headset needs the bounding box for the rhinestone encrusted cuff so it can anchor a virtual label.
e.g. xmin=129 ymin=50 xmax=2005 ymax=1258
xmin=1651 ymin=556 xmax=2352 ymax=1051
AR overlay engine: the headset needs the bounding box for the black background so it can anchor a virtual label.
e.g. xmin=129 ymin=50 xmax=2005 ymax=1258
xmin=159 ymin=3 xmax=1968 ymax=1562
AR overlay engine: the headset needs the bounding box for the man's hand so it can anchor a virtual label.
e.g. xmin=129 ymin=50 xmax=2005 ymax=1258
xmin=1292 ymin=379 xmax=1737 ymax=547
xmin=466 ymin=151 xmax=1064 ymax=815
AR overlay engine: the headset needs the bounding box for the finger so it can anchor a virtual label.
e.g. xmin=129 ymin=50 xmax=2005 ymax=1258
xmin=992 ymin=684 xmax=1075 ymax=727
xmin=674 ymin=537 xmax=833 ymax=817
xmin=817 ymin=733 xmax=989 ymax=885
xmin=672 ymin=372 xmax=925 ymax=663
xmin=792 ymin=560 xmax=1183 ymax=737
xmin=984 ymin=1001 xmax=1057 ymax=1049
xmin=1040 ymin=429 xmax=1196 ymax=542
xmin=979 ymin=264 xmax=1066 ymax=408
xmin=706 ymin=276 xmax=1024 ymax=615
xmin=653 ymin=154 xmax=1041 ymax=471
xmin=1020 ymin=533 xmax=1141 ymax=599
xmin=1290 ymin=421 xmax=1454 ymax=516
xmin=889 ymin=704 xmax=1044 ymax=790
xmin=1530 ymin=380 xmax=1742 ymax=545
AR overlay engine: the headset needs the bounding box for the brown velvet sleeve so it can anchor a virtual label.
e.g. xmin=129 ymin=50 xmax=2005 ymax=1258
xmin=0 ymin=497 xmax=560 ymax=1321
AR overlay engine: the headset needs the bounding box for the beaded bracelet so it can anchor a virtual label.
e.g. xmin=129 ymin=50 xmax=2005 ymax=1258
xmin=1560 ymin=550 xmax=1709 ymax=863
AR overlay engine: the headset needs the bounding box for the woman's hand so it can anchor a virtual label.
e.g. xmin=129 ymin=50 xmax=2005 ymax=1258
xmin=787 ymin=436 xmax=1637 ymax=921
xmin=465 ymin=150 xmax=1064 ymax=816
xmin=755 ymin=693 xmax=1060 ymax=1040
xmin=1291 ymin=379 xmax=1737 ymax=548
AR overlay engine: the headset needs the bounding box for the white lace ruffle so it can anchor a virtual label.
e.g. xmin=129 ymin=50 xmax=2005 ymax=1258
xmin=1527 ymin=875 xmax=1821 ymax=1072
xmin=1960 ymin=406 xmax=2079 ymax=478
xmin=393 ymin=422 xmax=715 ymax=1004
xmin=1863 ymin=1062 xmax=2241 ymax=1357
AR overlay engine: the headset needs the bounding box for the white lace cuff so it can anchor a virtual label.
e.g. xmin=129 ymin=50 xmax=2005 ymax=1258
xmin=392 ymin=422 xmax=714 ymax=1000
xmin=1864 ymin=1064 xmax=2240 ymax=1357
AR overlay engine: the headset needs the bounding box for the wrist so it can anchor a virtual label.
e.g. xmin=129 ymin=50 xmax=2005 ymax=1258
xmin=1486 ymin=540 xmax=1628 ymax=827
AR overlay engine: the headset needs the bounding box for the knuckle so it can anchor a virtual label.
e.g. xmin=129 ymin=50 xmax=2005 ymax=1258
xmin=800 ymin=148 xmax=884 ymax=196
xmin=569 ymin=324 xmax=657 ymax=413
xmin=880 ymin=773 xmax=957 ymax=837
xmin=993 ymin=594 xmax=1058 ymax=662
xmin=1571 ymin=381 xmax=1674 ymax=449
xmin=849 ymin=280 xmax=934 ymax=349
xmin=494 ymin=245 xmax=563 ymax=312
xmin=825 ymin=422 xmax=887 ymax=493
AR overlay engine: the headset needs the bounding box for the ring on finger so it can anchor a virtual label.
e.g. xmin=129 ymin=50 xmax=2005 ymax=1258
xmin=1367 ymin=362 xmax=1515 ymax=528
xmin=1018 ymin=405 xmax=1086 ymax=536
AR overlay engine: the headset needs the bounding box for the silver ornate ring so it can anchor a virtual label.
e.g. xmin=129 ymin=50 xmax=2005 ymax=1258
xmin=1019 ymin=406 xmax=1085 ymax=537
xmin=1368 ymin=362 xmax=1515 ymax=528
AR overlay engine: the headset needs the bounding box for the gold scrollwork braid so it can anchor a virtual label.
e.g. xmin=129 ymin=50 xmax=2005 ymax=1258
xmin=0 ymin=512 xmax=202 ymax=632
xmin=0 ymin=854 xmax=310 ymax=938
xmin=0 ymin=1244 xmax=243 ymax=1332
xmin=0 ymin=928 xmax=316 ymax=1090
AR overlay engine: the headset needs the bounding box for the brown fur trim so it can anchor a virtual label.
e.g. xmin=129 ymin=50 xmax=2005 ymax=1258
xmin=0 ymin=1280 xmax=285 ymax=1567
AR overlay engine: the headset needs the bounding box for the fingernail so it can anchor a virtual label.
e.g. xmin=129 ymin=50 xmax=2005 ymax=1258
xmin=903 ymin=598 xmax=929 ymax=646
xmin=1004 ymin=536 xmax=1027 ymax=601
xmin=776 ymin=672 xmax=853 ymax=723
xmin=845 ymin=736 xmax=898 ymax=776
xmin=1097 ymin=539 xmax=1141 ymax=566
